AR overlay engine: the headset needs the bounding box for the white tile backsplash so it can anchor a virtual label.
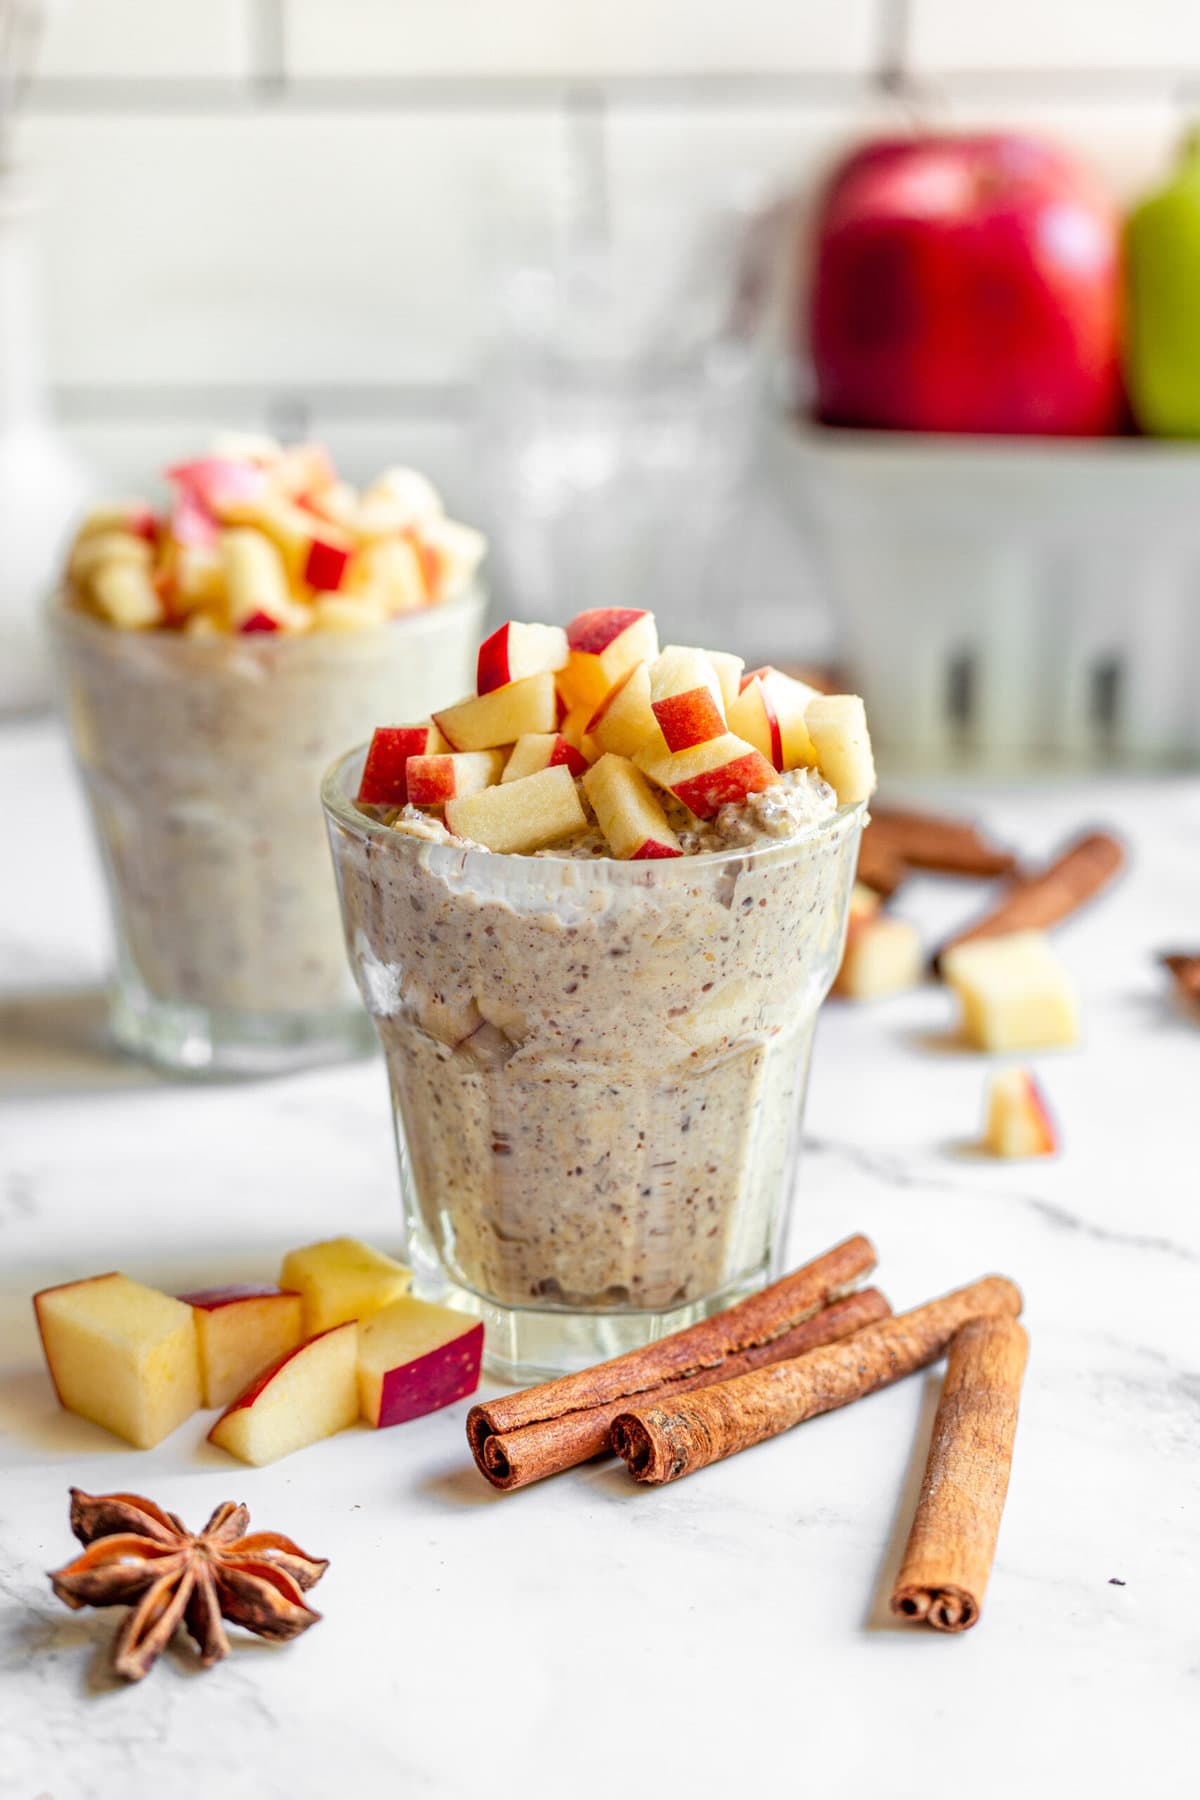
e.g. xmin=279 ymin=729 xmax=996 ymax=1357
xmin=908 ymin=0 xmax=1200 ymax=73
xmin=23 ymin=109 xmax=569 ymax=388
xmin=35 ymin=0 xmax=252 ymax=81
xmin=282 ymin=0 xmax=879 ymax=80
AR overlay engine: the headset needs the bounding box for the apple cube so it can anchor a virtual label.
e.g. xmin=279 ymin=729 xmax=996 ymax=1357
xmin=89 ymin=562 xmax=165 ymax=631
xmin=804 ymin=694 xmax=876 ymax=804
xmin=33 ymin=1273 xmax=201 ymax=1449
xmin=434 ymin=672 xmax=558 ymax=751
xmin=707 ymin=650 xmax=745 ymax=710
xmin=728 ymin=668 xmax=820 ymax=772
xmin=221 ymin=528 xmax=302 ymax=632
xmin=649 ymin=646 xmax=726 ymax=752
xmin=74 ymin=502 xmax=159 ymax=546
xmin=357 ymin=1297 xmax=484 ymax=1427
xmin=69 ymin=529 xmax=154 ymax=586
xmin=635 ymin=732 xmax=778 ymax=819
xmin=502 ymin=733 xmax=588 ymax=783
xmin=167 ymin=455 xmax=269 ymax=521
xmin=445 ymin=764 xmax=587 ymax=853
xmin=310 ymin=594 xmax=388 ymax=632
xmin=411 ymin=516 xmax=486 ymax=599
xmin=941 ymin=931 xmax=1079 ymax=1053
xmin=280 ymin=1237 xmax=412 ymax=1336
xmin=582 ymin=753 xmax=683 ymax=860
xmin=358 ymin=466 xmax=444 ymax=532
xmin=560 ymin=609 xmax=660 ymax=710
xmin=207 ymin=1323 xmax=359 ymax=1467
xmin=357 ymin=723 xmax=448 ymax=806
xmin=407 ymin=749 xmax=505 ymax=806
xmin=586 ymin=662 xmax=662 ymax=760
xmin=559 ymin=701 xmax=600 ymax=763
xmin=180 ymin=1284 xmax=304 ymax=1409
xmin=834 ymin=913 xmax=923 ymax=1000
xmin=477 ymin=621 xmax=569 ymax=694
xmin=984 ymin=1067 xmax=1058 ymax=1158
xmin=346 ymin=536 xmax=428 ymax=616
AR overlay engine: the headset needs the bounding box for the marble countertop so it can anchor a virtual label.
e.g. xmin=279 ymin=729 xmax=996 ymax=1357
xmin=1 ymin=717 xmax=1196 ymax=1800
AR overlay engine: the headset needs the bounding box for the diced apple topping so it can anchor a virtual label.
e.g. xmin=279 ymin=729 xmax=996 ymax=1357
xmin=357 ymin=1296 xmax=484 ymax=1427
xmin=649 ymin=646 xmax=726 ymax=752
xmin=406 ymin=749 xmax=506 ymax=806
xmin=728 ymin=667 xmax=820 ymax=772
xmin=33 ymin=1273 xmax=201 ymax=1448
xmin=208 ymin=1323 xmax=359 ymax=1467
xmin=434 ymin=672 xmax=558 ymax=751
xmin=357 ymin=723 xmax=448 ymax=807
xmin=279 ymin=1236 xmax=412 ymax=1336
xmin=941 ymin=931 xmax=1079 ymax=1053
xmin=586 ymin=662 xmax=662 ymax=760
xmin=180 ymin=1285 xmax=304 ymax=1409
xmin=707 ymin=649 xmax=745 ymax=710
xmin=559 ymin=700 xmax=600 ymax=763
xmin=582 ymin=753 xmax=682 ymax=859
xmin=445 ymin=765 xmax=587 ymax=853
xmin=502 ymin=733 xmax=588 ymax=782
xmin=984 ymin=1067 xmax=1059 ymax=1158
xmin=635 ymin=731 xmax=779 ymax=819
xmin=804 ymin=695 xmax=876 ymax=804
xmin=64 ymin=440 xmax=484 ymax=633
xmin=477 ymin=621 xmax=569 ymax=694
xmin=559 ymin=608 xmax=660 ymax=709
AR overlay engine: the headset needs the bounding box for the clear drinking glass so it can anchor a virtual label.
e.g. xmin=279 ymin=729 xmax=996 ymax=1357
xmin=323 ymin=746 xmax=864 ymax=1380
xmin=52 ymin=590 xmax=485 ymax=1075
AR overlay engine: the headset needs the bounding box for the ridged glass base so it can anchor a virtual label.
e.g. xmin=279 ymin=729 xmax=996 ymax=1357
xmin=109 ymin=977 xmax=376 ymax=1079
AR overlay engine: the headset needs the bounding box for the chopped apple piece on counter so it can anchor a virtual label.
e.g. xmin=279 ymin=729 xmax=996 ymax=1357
xmin=180 ymin=1284 xmax=305 ymax=1409
xmin=434 ymin=672 xmax=558 ymax=751
xmin=502 ymin=733 xmax=588 ymax=782
xmin=559 ymin=608 xmax=660 ymax=709
xmin=357 ymin=723 xmax=448 ymax=807
xmin=357 ymin=1297 xmax=484 ymax=1427
xmin=208 ymin=1323 xmax=359 ymax=1467
xmin=942 ymin=931 xmax=1079 ymax=1052
xmin=649 ymin=646 xmax=726 ymax=751
xmin=280 ymin=1236 xmax=412 ymax=1335
xmin=406 ymin=749 xmax=505 ymax=806
xmin=834 ymin=913 xmax=923 ymax=999
xmin=477 ymin=620 xmax=569 ymax=694
xmin=804 ymin=695 xmax=876 ymax=804
xmin=583 ymin=753 xmax=683 ymax=860
xmin=728 ymin=668 xmax=819 ymax=772
xmin=445 ymin=764 xmax=587 ymax=853
xmin=34 ymin=1273 xmax=201 ymax=1448
xmin=984 ymin=1067 xmax=1059 ymax=1158
xmin=635 ymin=732 xmax=778 ymax=819
xmin=587 ymin=662 xmax=662 ymax=760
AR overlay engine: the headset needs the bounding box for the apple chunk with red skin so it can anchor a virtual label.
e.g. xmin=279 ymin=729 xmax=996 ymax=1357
xmin=180 ymin=1284 xmax=304 ymax=1409
xmin=445 ymin=764 xmax=587 ymax=854
xmin=357 ymin=1297 xmax=483 ymax=1427
xmin=502 ymin=733 xmax=588 ymax=782
xmin=477 ymin=621 xmax=568 ymax=694
xmin=207 ymin=1323 xmax=359 ymax=1467
xmin=728 ymin=667 xmax=820 ymax=772
xmin=434 ymin=672 xmax=558 ymax=751
xmin=559 ymin=609 xmax=659 ymax=710
xmin=406 ymin=749 xmax=505 ymax=807
xmin=586 ymin=662 xmax=662 ymax=760
xmin=582 ymin=753 xmax=682 ymax=860
xmin=649 ymin=646 xmax=726 ymax=752
xmin=34 ymin=1272 xmax=201 ymax=1449
xmin=357 ymin=723 xmax=449 ymax=806
xmin=984 ymin=1067 xmax=1058 ymax=1158
xmin=636 ymin=732 xmax=778 ymax=819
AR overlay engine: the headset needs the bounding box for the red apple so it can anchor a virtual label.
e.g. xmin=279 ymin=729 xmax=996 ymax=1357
xmin=476 ymin=621 xmax=568 ymax=694
xmin=357 ymin=723 xmax=447 ymax=806
xmin=239 ymin=610 xmax=281 ymax=635
xmin=303 ymin=536 xmax=352 ymax=592
xmin=807 ymin=133 xmax=1123 ymax=436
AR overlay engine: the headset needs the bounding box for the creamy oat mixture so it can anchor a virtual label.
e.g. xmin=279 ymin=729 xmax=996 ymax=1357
xmin=329 ymin=778 xmax=861 ymax=1313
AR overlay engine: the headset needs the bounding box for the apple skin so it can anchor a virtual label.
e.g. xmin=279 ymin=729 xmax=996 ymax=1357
xmin=303 ymin=538 xmax=351 ymax=592
xmin=180 ymin=1284 xmax=296 ymax=1310
xmin=631 ymin=840 xmax=684 ymax=860
xmin=374 ymin=1321 xmax=484 ymax=1428
xmin=239 ymin=610 xmax=281 ymax=635
xmin=652 ymin=688 xmax=725 ymax=753
xmin=671 ymin=752 xmax=777 ymax=818
xmin=808 ymin=133 xmax=1123 ymax=436
xmin=567 ymin=608 xmax=649 ymax=655
xmin=208 ymin=1323 xmax=349 ymax=1422
xmin=357 ymin=725 xmax=438 ymax=806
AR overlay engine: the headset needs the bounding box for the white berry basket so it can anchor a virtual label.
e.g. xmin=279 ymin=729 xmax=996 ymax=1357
xmin=785 ymin=420 xmax=1200 ymax=768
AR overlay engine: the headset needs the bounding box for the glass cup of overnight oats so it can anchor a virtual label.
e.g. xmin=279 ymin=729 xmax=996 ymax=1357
xmin=51 ymin=439 xmax=486 ymax=1076
xmin=323 ymin=609 xmax=872 ymax=1377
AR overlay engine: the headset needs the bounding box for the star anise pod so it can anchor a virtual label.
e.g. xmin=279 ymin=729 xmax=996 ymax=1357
xmin=48 ymin=1487 xmax=330 ymax=1682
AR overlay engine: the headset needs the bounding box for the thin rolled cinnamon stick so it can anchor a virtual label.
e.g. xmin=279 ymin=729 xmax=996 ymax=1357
xmin=467 ymin=1233 xmax=877 ymax=1489
xmin=868 ymin=808 xmax=1017 ymax=879
xmin=1161 ymin=951 xmax=1200 ymax=1005
xmin=856 ymin=833 xmax=909 ymax=898
xmin=477 ymin=1287 xmax=890 ymax=1491
xmin=935 ymin=830 xmax=1123 ymax=969
xmin=610 ymin=1274 xmax=1022 ymax=1486
xmin=891 ymin=1314 xmax=1028 ymax=1632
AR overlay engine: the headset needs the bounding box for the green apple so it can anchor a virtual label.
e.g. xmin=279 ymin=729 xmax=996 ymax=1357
xmin=1126 ymin=130 xmax=1200 ymax=436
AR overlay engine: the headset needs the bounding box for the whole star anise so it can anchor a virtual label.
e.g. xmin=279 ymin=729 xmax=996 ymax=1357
xmin=48 ymin=1487 xmax=330 ymax=1682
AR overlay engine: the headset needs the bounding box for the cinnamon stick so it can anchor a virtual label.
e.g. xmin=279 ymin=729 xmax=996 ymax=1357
xmin=610 ymin=1274 xmax=1023 ymax=1486
xmin=891 ymin=1314 xmax=1028 ymax=1632
xmin=467 ymin=1233 xmax=877 ymax=1490
xmin=868 ymin=808 xmax=1017 ymax=879
xmin=475 ymin=1288 xmax=889 ymax=1491
xmin=856 ymin=832 xmax=909 ymax=898
xmin=1161 ymin=951 xmax=1200 ymax=1005
xmin=935 ymin=831 xmax=1123 ymax=969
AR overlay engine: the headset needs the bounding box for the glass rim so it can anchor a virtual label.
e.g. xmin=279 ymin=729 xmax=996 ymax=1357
xmin=321 ymin=741 xmax=866 ymax=880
